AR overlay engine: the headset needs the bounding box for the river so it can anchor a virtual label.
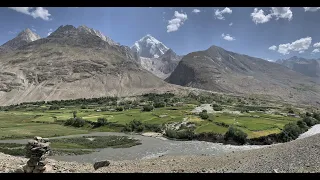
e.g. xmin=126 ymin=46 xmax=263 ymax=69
xmin=0 ymin=132 xmax=262 ymax=163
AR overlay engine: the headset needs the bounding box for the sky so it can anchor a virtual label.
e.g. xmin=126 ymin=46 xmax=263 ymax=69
xmin=1 ymin=7 xmax=320 ymax=61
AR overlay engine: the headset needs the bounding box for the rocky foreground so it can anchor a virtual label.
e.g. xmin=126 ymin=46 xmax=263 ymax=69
xmin=1 ymin=133 xmax=320 ymax=173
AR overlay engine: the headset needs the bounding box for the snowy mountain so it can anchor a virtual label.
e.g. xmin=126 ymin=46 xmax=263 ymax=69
xmin=0 ymin=28 xmax=41 ymax=52
xmin=131 ymin=34 xmax=169 ymax=58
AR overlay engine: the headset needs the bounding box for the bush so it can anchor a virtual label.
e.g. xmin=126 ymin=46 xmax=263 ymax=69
xmin=64 ymin=117 xmax=86 ymax=127
xmin=101 ymin=107 xmax=108 ymax=111
xmin=279 ymin=123 xmax=302 ymax=142
xmin=154 ymin=101 xmax=166 ymax=108
xmin=297 ymin=120 xmax=308 ymax=132
xmin=312 ymin=113 xmax=320 ymax=121
xmin=116 ymin=107 xmax=124 ymax=111
xmin=72 ymin=111 xmax=77 ymax=118
xmin=213 ymin=106 xmax=223 ymax=111
xmin=288 ymin=108 xmax=294 ymax=114
xmin=224 ymin=126 xmax=248 ymax=145
xmin=81 ymin=105 xmax=88 ymax=109
xmin=144 ymin=124 xmax=162 ymax=133
xmin=97 ymin=118 xmax=108 ymax=127
xmin=165 ymin=129 xmax=194 ymax=140
xmin=306 ymin=112 xmax=312 ymax=117
xmin=302 ymin=117 xmax=317 ymax=127
xmin=49 ymin=105 xmax=60 ymax=110
xmin=122 ymin=120 xmax=145 ymax=133
xmin=199 ymin=110 xmax=209 ymax=120
xmin=142 ymin=105 xmax=154 ymax=112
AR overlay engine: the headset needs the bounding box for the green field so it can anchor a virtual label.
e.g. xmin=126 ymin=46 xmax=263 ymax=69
xmin=0 ymin=93 xmax=306 ymax=140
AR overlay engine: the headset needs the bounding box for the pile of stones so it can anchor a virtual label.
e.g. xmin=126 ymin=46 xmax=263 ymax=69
xmin=23 ymin=136 xmax=51 ymax=173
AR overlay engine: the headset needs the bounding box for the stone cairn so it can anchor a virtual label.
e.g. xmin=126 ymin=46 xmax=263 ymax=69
xmin=23 ymin=136 xmax=51 ymax=173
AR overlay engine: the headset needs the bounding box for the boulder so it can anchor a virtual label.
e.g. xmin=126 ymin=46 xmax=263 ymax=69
xmin=93 ymin=160 xmax=110 ymax=170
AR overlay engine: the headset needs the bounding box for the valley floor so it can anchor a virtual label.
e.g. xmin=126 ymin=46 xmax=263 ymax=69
xmin=1 ymin=133 xmax=320 ymax=173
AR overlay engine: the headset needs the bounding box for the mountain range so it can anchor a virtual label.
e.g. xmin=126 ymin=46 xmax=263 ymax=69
xmin=0 ymin=25 xmax=320 ymax=106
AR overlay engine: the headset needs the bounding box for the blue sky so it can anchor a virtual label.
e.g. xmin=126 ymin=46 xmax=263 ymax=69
xmin=1 ymin=7 xmax=320 ymax=61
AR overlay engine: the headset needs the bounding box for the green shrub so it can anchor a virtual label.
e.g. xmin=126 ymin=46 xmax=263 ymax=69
xmin=122 ymin=120 xmax=145 ymax=133
xmin=312 ymin=113 xmax=320 ymax=121
xmin=97 ymin=118 xmax=107 ymax=127
xmin=64 ymin=117 xmax=86 ymax=127
xmin=213 ymin=106 xmax=223 ymax=111
xmin=279 ymin=123 xmax=303 ymax=142
xmin=144 ymin=124 xmax=162 ymax=133
xmin=101 ymin=107 xmax=108 ymax=111
xmin=288 ymin=109 xmax=294 ymax=114
xmin=116 ymin=106 xmax=124 ymax=111
xmin=199 ymin=110 xmax=209 ymax=120
xmin=154 ymin=101 xmax=166 ymax=108
xmin=302 ymin=117 xmax=317 ymax=127
xmin=165 ymin=129 xmax=194 ymax=140
xmin=224 ymin=126 xmax=248 ymax=145
xmin=142 ymin=105 xmax=154 ymax=112
xmin=306 ymin=112 xmax=312 ymax=117
xmin=297 ymin=120 xmax=308 ymax=132
xmin=80 ymin=105 xmax=87 ymax=109
xmin=49 ymin=105 xmax=60 ymax=110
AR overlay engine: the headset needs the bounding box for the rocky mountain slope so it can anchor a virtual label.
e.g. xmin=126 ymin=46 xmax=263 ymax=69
xmin=0 ymin=25 xmax=177 ymax=105
xmin=166 ymin=45 xmax=320 ymax=105
xmin=276 ymin=56 xmax=320 ymax=78
xmin=0 ymin=28 xmax=41 ymax=53
xmin=140 ymin=49 xmax=182 ymax=79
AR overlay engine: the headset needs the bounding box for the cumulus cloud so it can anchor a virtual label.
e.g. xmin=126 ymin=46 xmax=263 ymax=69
xmin=251 ymin=8 xmax=272 ymax=24
xmin=214 ymin=7 xmax=232 ymax=20
xmin=167 ymin=11 xmax=188 ymax=33
xmin=303 ymin=7 xmax=320 ymax=12
xmin=271 ymin=7 xmax=293 ymax=21
xmin=312 ymin=49 xmax=320 ymax=53
xmin=229 ymin=22 xmax=233 ymax=26
xmin=268 ymin=45 xmax=277 ymax=51
xmin=47 ymin=28 xmax=53 ymax=36
xmin=8 ymin=7 xmax=51 ymax=21
xmin=313 ymin=42 xmax=320 ymax=48
xmin=221 ymin=33 xmax=235 ymax=41
xmin=277 ymin=37 xmax=312 ymax=55
xmin=251 ymin=7 xmax=292 ymax=24
xmin=192 ymin=9 xmax=201 ymax=14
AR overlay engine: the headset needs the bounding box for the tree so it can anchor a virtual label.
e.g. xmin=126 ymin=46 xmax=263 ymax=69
xmin=97 ymin=118 xmax=107 ymax=126
xmin=116 ymin=106 xmax=124 ymax=111
xmin=72 ymin=111 xmax=77 ymax=118
xmin=306 ymin=112 xmax=312 ymax=117
xmin=154 ymin=101 xmax=166 ymax=108
xmin=279 ymin=123 xmax=302 ymax=142
xmin=142 ymin=105 xmax=154 ymax=112
xmin=297 ymin=120 xmax=308 ymax=132
xmin=302 ymin=117 xmax=317 ymax=127
xmin=199 ymin=110 xmax=209 ymax=120
xmin=224 ymin=126 xmax=248 ymax=145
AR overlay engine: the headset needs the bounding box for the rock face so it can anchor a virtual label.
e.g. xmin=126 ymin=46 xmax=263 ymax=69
xmin=131 ymin=34 xmax=169 ymax=58
xmin=0 ymin=28 xmax=41 ymax=53
xmin=276 ymin=56 xmax=320 ymax=78
xmin=140 ymin=49 xmax=183 ymax=79
xmin=23 ymin=136 xmax=51 ymax=173
xmin=166 ymin=45 xmax=320 ymax=105
xmin=0 ymin=25 xmax=176 ymax=105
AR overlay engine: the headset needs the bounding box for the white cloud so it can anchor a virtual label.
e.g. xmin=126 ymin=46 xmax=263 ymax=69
xmin=47 ymin=28 xmax=53 ymax=36
xmin=265 ymin=58 xmax=274 ymax=62
xmin=221 ymin=33 xmax=235 ymax=41
xmin=8 ymin=31 xmax=17 ymax=34
xmin=192 ymin=9 xmax=201 ymax=14
xmin=277 ymin=37 xmax=312 ymax=55
xmin=303 ymin=7 xmax=320 ymax=12
xmin=312 ymin=49 xmax=320 ymax=53
xmin=251 ymin=8 xmax=272 ymax=24
xmin=313 ymin=42 xmax=320 ymax=48
xmin=229 ymin=22 xmax=233 ymax=26
xmin=167 ymin=11 xmax=188 ymax=33
xmin=214 ymin=7 xmax=232 ymax=20
xmin=8 ymin=7 xmax=51 ymax=21
xmin=251 ymin=7 xmax=293 ymax=24
xmin=268 ymin=45 xmax=277 ymax=51
xmin=271 ymin=7 xmax=293 ymax=21
xmin=299 ymin=50 xmax=304 ymax=54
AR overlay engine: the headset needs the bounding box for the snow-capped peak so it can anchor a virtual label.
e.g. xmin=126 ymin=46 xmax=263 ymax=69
xmin=131 ymin=34 xmax=169 ymax=58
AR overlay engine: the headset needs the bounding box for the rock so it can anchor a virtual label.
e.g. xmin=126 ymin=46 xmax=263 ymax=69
xmin=38 ymin=160 xmax=48 ymax=166
xmin=273 ymin=169 xmax=279 ymax=173
xmin=93 ymin=160 xmax=110 ymax=170
xmin=14 ymin=168 xmax=24 ymax=173
xmin=27 ymin=159 xmax=38 ymax=166
xmin=42 ymin=138 xmax=50 ymax=143
xmin=23 ymin=165 xmax=34 ymax=173
xmin=34 ymin=136 xmax=42 ymax=141
xmin=177 ymin=169 xmax=184 ymax=173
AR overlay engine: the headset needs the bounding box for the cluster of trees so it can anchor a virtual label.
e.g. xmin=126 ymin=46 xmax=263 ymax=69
xmin=165 ymin=128 xmax=195 ymax=140
xmin=224 ymin=126 xmax=248 ymax=145
xmin=122 ymin=120 xmax=162 ymax=133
